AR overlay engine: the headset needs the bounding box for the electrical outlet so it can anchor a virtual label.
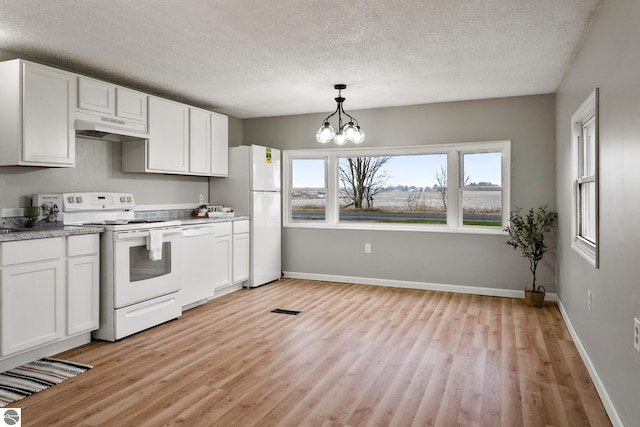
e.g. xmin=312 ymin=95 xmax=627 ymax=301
xmin=587 ymin=290 xmax=592 ymax=312
xmin=199 ymin=194 xmax=204 ymax=204
xmin=364 ymin=243 xmax=372 ymax=254
xmin=634 ymin=318 xmax=640 ymax=352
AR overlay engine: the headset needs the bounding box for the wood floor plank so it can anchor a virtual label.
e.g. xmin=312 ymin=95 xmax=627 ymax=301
xmin=6 ymin=278 xmax=612 ymax=426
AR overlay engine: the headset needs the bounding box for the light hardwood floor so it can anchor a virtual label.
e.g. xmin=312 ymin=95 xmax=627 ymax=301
xmin=12 ymin=278 xmax=611 ymax=426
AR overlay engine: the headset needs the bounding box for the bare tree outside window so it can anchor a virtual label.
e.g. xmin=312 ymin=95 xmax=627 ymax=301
xmin=339 ymin=157 xmax=391 ymax=209
xmin=434 ymin=163 xmax=448 ymax=210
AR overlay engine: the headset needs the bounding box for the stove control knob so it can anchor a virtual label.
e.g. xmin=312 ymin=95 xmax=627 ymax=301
xmin=120 ymin=196 xmax=126 ymax=203
xmin=75 ymin=196 xmax=83 ymax=203
xmin=126 ymin=196 xmax=132 ymax=203
xmin=67 ymin=196 xmax=75 ymax=203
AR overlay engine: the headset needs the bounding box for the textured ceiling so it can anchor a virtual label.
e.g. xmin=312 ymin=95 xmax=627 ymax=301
xmin=0 ymin=0 xmax=602 ymax=119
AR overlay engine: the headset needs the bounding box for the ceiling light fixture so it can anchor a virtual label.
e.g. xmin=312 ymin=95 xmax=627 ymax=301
xmin=315 ymin=84 xmax=365 ymax=145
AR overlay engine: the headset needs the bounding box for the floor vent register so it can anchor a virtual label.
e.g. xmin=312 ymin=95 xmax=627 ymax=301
xmin=271 ymin=308 xmax=302 ymax=316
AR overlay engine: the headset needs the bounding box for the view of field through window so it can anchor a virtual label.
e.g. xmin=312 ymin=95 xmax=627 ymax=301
xmin=290 ymin=152 xmax=502 ymax=226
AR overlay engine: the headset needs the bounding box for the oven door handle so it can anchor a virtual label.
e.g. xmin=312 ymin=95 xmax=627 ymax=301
xmin=115 ymin=227 xmax=181 ymax=241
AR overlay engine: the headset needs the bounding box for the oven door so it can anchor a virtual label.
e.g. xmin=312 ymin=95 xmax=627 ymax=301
xmin=113 ymin=226 xmax=181 ymax=308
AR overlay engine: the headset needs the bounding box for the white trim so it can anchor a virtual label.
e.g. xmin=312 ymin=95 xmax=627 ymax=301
xmin=556 ymin=298 xmax=623 ymax=427
xmin=283 ymin=271 xmax=556 ymax=301
xmin=570 ymin=88 xmax=599 ymax=268
xmin=283 ymin=140 xmax=510 ymax=233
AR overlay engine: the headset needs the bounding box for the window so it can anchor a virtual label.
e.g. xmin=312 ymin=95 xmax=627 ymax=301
xmin=571 ymin=89 xmax=599 ymax=267
xmin=283 ymin=140 xmax=510 ymax=234
xmin=460 ymin=152 xmax=504 ymax=227
xmin=290 ymin=158 xmax=327 ymax=222
xmin=338 ymin=154 xmax=448 ymax=225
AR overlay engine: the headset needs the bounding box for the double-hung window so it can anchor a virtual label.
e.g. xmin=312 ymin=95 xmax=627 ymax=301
xmin=283 ymin=140 xmax=510 ymax=234
xmin=571 ymin=89 xmax=599 ymax=267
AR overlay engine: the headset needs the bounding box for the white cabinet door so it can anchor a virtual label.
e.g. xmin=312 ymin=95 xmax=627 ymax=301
xmin=22 ymin=62 xmax=76 ymax=166
xmin=116 ymin=87 xmax=147 ymax=122
xmin=67 ymin=234 xmax=99 ymax=336
xmin=78 ymin=77 xmax=115 ymax=115
xmin=210 ymin=112 xmax=228 ymax=177
xmin=232 ymin=232 xmax=249 ymax=283
xmin=67 ymin=255 xmax=99 ymax=335
xmin=189 ymin=108 xmax=211 ymax=175
xmin=147 ymin=97 xmax=189 ymax=173
xmin=212 ymin=235 xmax=232 ymax=290
xmin=1 ymin=259 xmax=65 ymax=356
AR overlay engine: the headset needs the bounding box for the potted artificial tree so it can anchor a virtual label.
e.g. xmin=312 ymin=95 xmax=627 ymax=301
xmin=504 ymin=205 xmax=558 ymax=307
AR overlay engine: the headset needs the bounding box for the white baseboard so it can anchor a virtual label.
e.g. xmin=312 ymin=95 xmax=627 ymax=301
xmin=282 ymin=271 xmax=557 ymax=301
xmin=556 ymin=298 xmax=624 ymax=427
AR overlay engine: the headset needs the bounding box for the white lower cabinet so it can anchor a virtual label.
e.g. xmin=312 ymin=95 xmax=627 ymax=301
xmin=1 ymin=259 xmax=65 ymax=356
xmin=67 ymin=234 xmax=100 ymax=335
xmin=0 ymin=238 xmax=65 ymax=356
xmin=212 ymin=222 xmax=232 ymax=290
xmin=0 ymin=234 xmax=100 ymax=361
xmin=232 ymin=220 xmax=250 ymax=284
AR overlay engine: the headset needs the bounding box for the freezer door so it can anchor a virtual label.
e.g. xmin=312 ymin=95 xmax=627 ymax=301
xmin=251 ymin=145 xmax=281 ymax=192
xmin=250 ymin=191 xmax=282 ymax=287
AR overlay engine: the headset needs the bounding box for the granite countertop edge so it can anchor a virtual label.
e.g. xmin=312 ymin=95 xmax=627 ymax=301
xmin=0 ymin=225 xmax=105 ymax=242
xmin=0 ymin=216 xmax=250 ymax=242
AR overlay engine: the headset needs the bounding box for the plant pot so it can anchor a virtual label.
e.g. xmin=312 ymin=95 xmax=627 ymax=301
xmin=524 ymin=285 xmax=546 ymax=307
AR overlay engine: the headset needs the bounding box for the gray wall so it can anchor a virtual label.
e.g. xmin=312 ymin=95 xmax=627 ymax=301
xmin=243 ymin=94 xmax=557 ymax=292
xmin=556 ymin=0 xmax=640 ymax=424
xmin=0 ymin=49 xmax=243 ymax=208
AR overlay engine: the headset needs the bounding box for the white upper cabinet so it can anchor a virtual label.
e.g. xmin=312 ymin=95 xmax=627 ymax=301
xmin=78 ymin=77 xmax=147 ymax=127
xmin=211 ymin=112 xmax=229 ymax=177
xmin=124 ymin=101 xmax=228 ymax=176
xmin=116 ymin=87 xmax=147 ymax=122
xmin=0 ymin=59 xmax=76 ymax=167
xmin=146 ymin=96 xmax=190 ymax=173
xmin=189 ymin=108 xmax=212 ymax=175
xmin=78 ymin=77 xmax=115 ymax=115
xmin=189 ymin=108 xmax=229 ymax=177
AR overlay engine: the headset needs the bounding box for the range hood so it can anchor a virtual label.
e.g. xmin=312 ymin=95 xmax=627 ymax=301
xmin=75 ymin=110 xmax=148 ymax=141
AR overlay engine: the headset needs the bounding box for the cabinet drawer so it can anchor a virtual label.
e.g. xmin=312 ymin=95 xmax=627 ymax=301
xmin=233 ymin=220 xmax=249 ymax=234
xmin=68 ymin=234 xmax=99 ymax=257
xmin=215 ymin=222 xmax=232 ymax=237
xmin=1 ymin=237 xmax=64 ymax=266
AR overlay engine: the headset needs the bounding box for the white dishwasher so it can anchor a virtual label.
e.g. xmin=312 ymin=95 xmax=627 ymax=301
xmin=180 ymin=223 xmax=217 ymax=310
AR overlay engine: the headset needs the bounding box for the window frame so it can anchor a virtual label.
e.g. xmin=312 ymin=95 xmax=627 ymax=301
xmin=289 ymin=157 xmax=329 ymax=223
xmin=283 ymin=140 xmax=511 ymax=234
xmin=458 ymin=149 xmax=507 ymax=229
xmin=571 ymin=88 xmax=599 ymax=267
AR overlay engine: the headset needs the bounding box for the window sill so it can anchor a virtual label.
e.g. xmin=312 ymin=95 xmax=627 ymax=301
xmin=572 ymin=237 xmax=597 ymax=267
xmin=284 ymin=222 xmax=507 ymax=236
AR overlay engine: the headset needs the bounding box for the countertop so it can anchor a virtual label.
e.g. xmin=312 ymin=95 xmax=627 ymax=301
xmin=0 ymin=225 xmax=105 ymax=242
xmin=178 ymin=215 xmax=250 ymax=226
xmin=0 ymin=215 xmax=250 ymax=242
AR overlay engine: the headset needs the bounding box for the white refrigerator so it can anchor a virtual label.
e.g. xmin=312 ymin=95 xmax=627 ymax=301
xmin=210 ymin=145 xmax=281 ymax=287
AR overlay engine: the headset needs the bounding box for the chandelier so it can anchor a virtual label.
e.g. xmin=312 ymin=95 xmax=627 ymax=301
xmin=315 ymin=84 xmax=365 ymax=145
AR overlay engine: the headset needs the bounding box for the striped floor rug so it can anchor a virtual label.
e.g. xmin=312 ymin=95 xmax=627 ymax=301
xmin=0 ymin=358 xmax=92 ymax=407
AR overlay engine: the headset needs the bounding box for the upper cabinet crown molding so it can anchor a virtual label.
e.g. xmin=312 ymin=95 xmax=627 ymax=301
xmin=0 ymin=59 xmax=76 ymax=167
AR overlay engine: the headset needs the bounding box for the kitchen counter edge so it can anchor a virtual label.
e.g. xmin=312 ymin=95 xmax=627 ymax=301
xmin=0 ymin=216 xmax=250 ymax=242
xmin=0 ymin=225 xmax=105 ymax=242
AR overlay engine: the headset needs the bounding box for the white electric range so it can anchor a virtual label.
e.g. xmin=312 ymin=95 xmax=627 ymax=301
xmin=52 ymin=192 xmax=183 ymax=341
